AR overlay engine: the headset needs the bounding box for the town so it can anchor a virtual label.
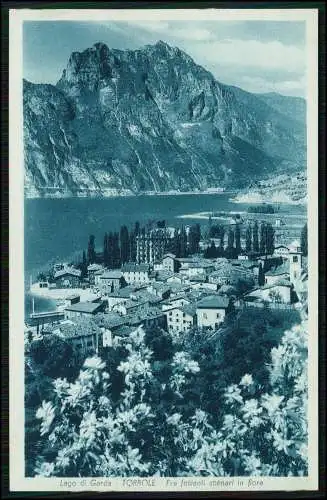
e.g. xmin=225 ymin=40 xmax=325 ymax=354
xmin=25 ymin=215 xmax=308 ymax=355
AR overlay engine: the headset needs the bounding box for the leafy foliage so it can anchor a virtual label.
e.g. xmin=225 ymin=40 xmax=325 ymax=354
xmin=30 ymin=310 xmax=307 ymax=477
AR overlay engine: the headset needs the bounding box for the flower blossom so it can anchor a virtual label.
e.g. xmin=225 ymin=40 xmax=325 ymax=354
xmin=36 ymin=401 xmax=55 ymax=436
xmin=83 ymin=356 xmax=106 ymax=370
xmin=35 ymin=461 xmax=55 ymax=477
xmin=240 ymin=374 xmax=254 ymax=387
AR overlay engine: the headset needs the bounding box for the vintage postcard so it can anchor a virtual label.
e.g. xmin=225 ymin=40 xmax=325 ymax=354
xmin=9 ymin=7 xmax=319 ymax=493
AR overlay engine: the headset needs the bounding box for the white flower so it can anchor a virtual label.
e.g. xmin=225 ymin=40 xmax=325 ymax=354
xmin=249 ymin=416 xmax=264 ymax=428
xmin=166 ymin=413 xmax=182 ymax=426
xmin=99 ymin=395 xmax=110 ymax=408
xmin=261 ymin=394 xmax=284 ymax=416
xmin=80 ymin=411 xmax=98 ymax=442
xmin=241 ymin=399 xmax=262 ymax=421
xmin=244 ymin=453 xmax=262 ymax=475
xmin=53 ymin=378 xmax=70 ymax=397
xmin=298 ymin=442 xmax=308 ymax=461
xmin=223 ymin=414 xmax=237 ymax=430
xmin=56 ymin=448 xmax=71 ymax=469
xmin=192 ymin=409 xmax=208 ymax=426
xmin=66 ymin=381 xmax=90 ymax=407
xmin=240 ymin=374 xmax=254 ymax=387
xmin=225 ymin=384 xmax=243 ymax=405
xmin=36 ymin=401 xmax=55 ymax=436
xmin=130 ymin=327 xmax=146 ymax=346
xmin=83 ymin=356 xmax=106 ymax=370
xmin=35 ymin=461 xmax=55 ymax=477
xmin=271 ymin=430 xmax=293 ymax=453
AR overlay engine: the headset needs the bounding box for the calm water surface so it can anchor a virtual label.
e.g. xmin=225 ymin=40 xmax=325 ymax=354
xmin=24 ymin=194 xmax=306 ymax=317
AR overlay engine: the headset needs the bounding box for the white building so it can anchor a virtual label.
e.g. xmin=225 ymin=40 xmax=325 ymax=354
xmin=121 ymin=263 xmax=150 ymax=284
xmin=106 ymin=287 xmax=137 ymax=311
xmin=87 ymin=263 xmax=105 ymax=285
xmin=273 ymin=245 xmax=290 ymax=259
xmin=245 ymin=280 xmax=293 ymax=304
xmin=162 ymin=253 xmax=176 ymax=273
xmin=99 ymin=270 xmax=125 ymax=293
xmin=165 ymin=305 xmax=196 ymax=335
xmin=162 ymin=295 xmax=191 ymax=312
xmin=196 ymin=295 xmax=230 ymax=329
xmin=288 ymin=240 xmax=302 ymax=285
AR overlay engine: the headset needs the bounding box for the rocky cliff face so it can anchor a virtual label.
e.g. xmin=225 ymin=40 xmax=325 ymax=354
xmin=24 ymin=41 xmax=306 ymax=198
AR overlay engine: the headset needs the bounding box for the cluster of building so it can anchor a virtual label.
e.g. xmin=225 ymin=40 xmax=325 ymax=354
xmin=27 ymin=236 xmax=307 ymax=354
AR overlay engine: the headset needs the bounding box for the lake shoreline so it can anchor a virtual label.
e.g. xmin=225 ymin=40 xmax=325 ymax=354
xmin=25 ymin=189 xmax=235 ymax=200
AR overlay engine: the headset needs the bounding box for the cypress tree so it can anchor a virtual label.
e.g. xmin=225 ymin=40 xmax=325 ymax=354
xmin=103 ymin=233 xmax=108 ymax=267
xmin=219 ymin=226 xmax=225 ymax=252
xmin=260 ymin=222 xmax=266 ymax=255
xmin=235 ymin=224 xmax=241 ymax=255
xmin=205 ymin=241 xmax=217 ymax=258
xmin=301 ymin=222 xmax=308 ymax=256
xmin=81 ymin=251 xmax=88 ymax=279
xmin=107 ymin=232 xmax=114 ymax=268
xmin=179 ymin=226 xmax=188 ymax=258
xmin=266 ymin=223 xmax=275 ymax=256
xmin=253 ymin=221 xmax=259 ymax=253
xmin=120 ymin=225 xmax=130 ymax=264
xmin=112 ymin=232 xmax=121 ymax=269
xmin=87 ymin=235 xmax=96 ymax=264
xmin=258 ymin=262 xmax=265 ymax=286
xmin=227 ymin=226 xmax=235 ymax=249
xmin=189 ymin=224 xmax=201 ymax=254
xmin=245 ymin=224 xmax=252 ymax=254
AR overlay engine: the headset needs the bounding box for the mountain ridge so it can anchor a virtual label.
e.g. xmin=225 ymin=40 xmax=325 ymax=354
xmin=24 ymin=41 xmax=306 ymax=198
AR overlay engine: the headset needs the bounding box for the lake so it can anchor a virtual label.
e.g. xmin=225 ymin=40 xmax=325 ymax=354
xmin=24 ymin=193 xmax=306 ymax=317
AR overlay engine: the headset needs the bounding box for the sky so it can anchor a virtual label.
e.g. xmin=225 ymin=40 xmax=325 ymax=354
xmin=23 ymin=20 xmax=306 ymax=97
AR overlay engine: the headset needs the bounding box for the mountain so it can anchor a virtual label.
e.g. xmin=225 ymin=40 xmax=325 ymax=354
xmin=24 ymin=41 xmax=306 ymax=198
xmin=254 ymin=92 xmax=306 ymax=125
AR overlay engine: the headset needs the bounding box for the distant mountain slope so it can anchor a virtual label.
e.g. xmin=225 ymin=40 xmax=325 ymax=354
xmin=255 ymin=92 xmax=306 ymax=125
xmin=24 ymin=41 xmax=306 ymax=198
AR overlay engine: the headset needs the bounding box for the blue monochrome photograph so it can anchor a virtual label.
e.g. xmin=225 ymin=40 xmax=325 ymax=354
xmin=21 ymin=15 xmax=312 ymax=482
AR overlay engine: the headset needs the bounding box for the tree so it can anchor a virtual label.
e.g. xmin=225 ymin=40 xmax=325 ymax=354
xmin=253 ymin=221 xmax=259 ymax=253
xmin=87 ymin=235 xmax=96 ymax=264
xmin=29 ymin=335 xmax=78 ymax=380
xmin=258 ymin=262 xmax=265 ymax=286
xmin=260 ymin=222 xmax=266 ymax=255
xmin=266 ymin=223 xmax=275 ymax=256
xmin=204 ymin=241 xmax=218 ymax=259
xmin=227 ymin=227 xmax=235 ymax=249
xmin=245 ymin=224 xmax=252 ymax=254
xmin=219 ymin=226 xmax=225 ymax=252
xmin=179 ymin=226 xmax=188 ymax=258
xmin=120 ymin=225 xmax=130 ymax=264
xmin=209 ymin=224 xmax=222 ymax=238
xmin=106 ymin=232 xmax=114 ymax=268
xmin=235 ymin=224 xmax=241 ymax=255
xmin=145 ymin=327 xmax=174 ymax=361
xmin=103 ymin=233 xmax=108 ymax=267
xmin=36 ymin=272 xmax=47 ymax=282
xmin=172 ymin=227 xmax=188 ymax=258
xmin=130 ymin=222 xmax=140 ymax=263
xmin=112 ymin=232 xmax=121 ymax=268
xmin=81 ymin=251 xmax=88 ymax=279
xmin=301 ymin=223 xmax=308 ymax=257
xmin=188 ymin=224 xmax=201 ymax=254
